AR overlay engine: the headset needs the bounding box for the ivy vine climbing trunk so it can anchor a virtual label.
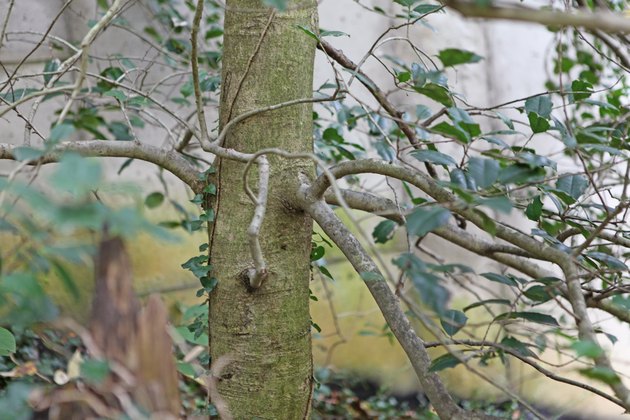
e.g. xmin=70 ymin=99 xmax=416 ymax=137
xmin=209 ymin=0 xmax=318 ymax=417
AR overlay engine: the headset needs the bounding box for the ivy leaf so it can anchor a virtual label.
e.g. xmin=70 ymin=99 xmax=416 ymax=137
xmin=571 ymin=80 xmax=593 ymax=101
xmin=429 ymin=353 xmax=462 ymax=372
xmin=406 ymin=206 xmax=451 ymax=237
xmin=527 ymin=113 xmax=550 ymax=133
xmin=411 ymin=150 xmax=457 ymax=166
xmin=372 ymin=220 xmax=397 ymax=244
xmin=524 ymin=95 xmax=553 ymax=118
xmin=556 ymin=175 xmax=588 ymax=200
xmin=525 ymin=196 xmax=543 ymax=221
xmin=437 ymin=48 xmax=482 ymax=67
xmin=0 ymin=327 xmax=16 ymax=356
xmin=431 ymin=122 xmax=469 ymax=143
xmin=467 ymin=157 xmax=499 ymax=189
xmin=440 ymin=309 xmax=467 ymax=336
xmin=414 ymin=83 xmax=453 ymax=107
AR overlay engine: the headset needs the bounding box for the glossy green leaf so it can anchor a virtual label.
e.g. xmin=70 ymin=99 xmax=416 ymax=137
xmin=556 ymin=175 xmax=588 ymax=200
xmin=0 ymin=327 xmax=16 ymax=356
xmin=437 ymin=48 xmax=482 ymax=67
xmin=480 ymin=272 xmax=519 ymax=287
xmin=406 ymin=206 xmax=450 ymax=237
xmin=525 ymin=196 xmax=543 ymax=221
xmin=372 ymin=220 xmax=397 ymax=244
xmin=467 ymin=157 xmax=499 ymax=189
xmin=411 ymin=150 xmax=457 ymax=166
xmin=429 ymin=353 xmax=462 ymax=372
xmin=524 ymin=95 xmax=552 ymax=118
xmin=440 ymin=309 xmax=467 ymax=336
xmin=414 ymin=83 xmax=453 ymax=107
xmin=494 ymin=311 xmax=559 ymax=326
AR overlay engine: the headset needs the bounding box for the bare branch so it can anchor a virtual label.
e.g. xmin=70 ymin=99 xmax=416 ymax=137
xmin=0 ymin=141 xmax=204 ymax=192
xmin=296 ymin=185 xmax=497 ymax=420
xmin=446 ymin=1 xmax=630 ymax=33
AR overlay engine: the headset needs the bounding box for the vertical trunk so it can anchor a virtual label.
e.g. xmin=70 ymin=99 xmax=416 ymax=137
xmin=209 ymin=0 xmax=317 ymax=418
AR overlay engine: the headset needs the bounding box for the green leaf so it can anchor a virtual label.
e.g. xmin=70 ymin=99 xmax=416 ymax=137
xmin=414 ymin=83 xmax=453 ymax=107
xmin=556 ymin=175 xmax=588 ymax=200
xmin=497 ymin=164 xmax=545 ymax=185
xmin=177 ymin=362 xmax=197 ymax=377
xmin=579 ymin=367 xmax=621 ymax=385
xmin=437 ymin=48 xmax=482 ymax=67
xmin=467 ymin=157 xmax=499 ymax=189
xmin=585 ymin=252 xmax=628 ymax=271
xmin=525 ymin=196 xmax=543 ymax=221
xmin=463 ymin=299 xmax=511 ymax=312
xmin=310 ymin=245 xmax=325 ymax=261
xmin=571 ymin=340 xmax=604 ymax=358
xmin=501 ymin=336 xmax=537 ymax=358
xmin=571 ymin=80 xmax=593 ymax=101
xmin=527 ymin=112 xmax=550 ymax=133
xmin=450 ymin=168 xmax=476 ymax=190
xmin=320 ymin=29 xmax=349 ymax=37
xmin=494 ymin=311 xmax=559 ymax=327
xmin=372 ymin=220 xmax=397 ymax=244
xmin=431 ymin=122 xmax=468 ymax=143
xmin=429 ymin=353 xmax=462 ymax=372
xmin=524 ymin=95 xmax=552 ymax=118
xmin=0 ymin=327 xmax=16 ymax=356
xmin=145 ymin=192 xmax=165 ymax=209
xmin=523 ymin=285 xmax=559 ymax=303
xmin=296 ymin=25 xmax=318 ymax=40
xmin=406 ymin=206 xmax=451 ymax=237
xmin=413 ymin=4 xmax=443 ymax=14
xmin=104 ymin=89 xmax=127 ymax=102
xmin=480 ymin=272 xmax=519 ymax=287
xmin=200 ymin=277 xmax=218 ymax=292
xmin=205 ymin=28 xmax=224 ymax=39
xmin=411 ymin=150 xmax=457 ymax=166
xmin=440 ymin=309 xmax=467 ymax=336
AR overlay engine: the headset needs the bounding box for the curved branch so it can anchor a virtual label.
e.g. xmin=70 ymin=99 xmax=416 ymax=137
xmin=0 ymin=141 xmax=204 ymax=192
xmin=296 ymin=185 xmax=497 ymax=420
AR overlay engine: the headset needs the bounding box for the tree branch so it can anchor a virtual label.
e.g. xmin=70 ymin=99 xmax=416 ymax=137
xmin=445 ymin=1 xmax=630 ymax=33
xmin=296 ymin=184 xmax=497 ymax=420
xmin=0 ymin=141 xmax=204 ymax=192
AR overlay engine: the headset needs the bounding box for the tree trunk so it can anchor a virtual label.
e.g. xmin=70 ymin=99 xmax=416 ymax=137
xmin=209 ymin=0 xmax=317 ymax=418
